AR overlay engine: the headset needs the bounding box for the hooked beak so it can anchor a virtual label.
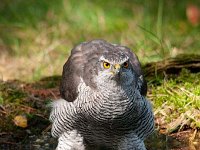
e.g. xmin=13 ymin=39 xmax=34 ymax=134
xmin=110 ymin=64 xmax=121 ymax=75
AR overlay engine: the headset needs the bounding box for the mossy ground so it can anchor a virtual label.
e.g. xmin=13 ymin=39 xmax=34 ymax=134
xmin=147 ymin=69 xmax=200 ymax=133
xmin=0 ymin=77 xmax=60 ymax=143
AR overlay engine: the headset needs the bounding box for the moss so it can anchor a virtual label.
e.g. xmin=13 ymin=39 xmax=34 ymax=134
xmin=33 ymin=75 xmax=61 ymax=89
xmin=148 ymin=69 xmax=200 ymax=132
xmin=0 ymin=80 xmax=51 ymax=138
xmin=0 ymin=95 xmax=3 ymax=104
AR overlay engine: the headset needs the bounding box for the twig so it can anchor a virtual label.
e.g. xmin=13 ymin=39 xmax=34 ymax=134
xmin=35 ymin=113 xmax=48 ymax=120
xmin=49 ymin=89 xmax=58 ymax=99
xmin=42 ymin=124 xmax=52 ymax=135
xmin=0 ymin=132 xmax=11 ymax=136
xmin=0 ymin=141 xmax=17 ymax=145
xmin=28 ymin=94 xmax=43 ymax=101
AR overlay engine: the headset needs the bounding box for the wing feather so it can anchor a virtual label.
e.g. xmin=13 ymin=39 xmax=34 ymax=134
xmin=60 ymin=40 xmax=105 ymax=101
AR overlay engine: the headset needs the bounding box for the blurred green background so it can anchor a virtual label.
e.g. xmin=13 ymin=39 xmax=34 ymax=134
xmin=0 ymin=0 xmax=200 ymax=81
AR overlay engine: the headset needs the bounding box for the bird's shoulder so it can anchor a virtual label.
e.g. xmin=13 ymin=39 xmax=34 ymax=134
xmin=60 ymin=40 xmax=105 ymax=102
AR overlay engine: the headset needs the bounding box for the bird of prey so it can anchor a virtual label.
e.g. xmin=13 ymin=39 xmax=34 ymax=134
xmin=50 ymin=40 xmax=154 ymax=150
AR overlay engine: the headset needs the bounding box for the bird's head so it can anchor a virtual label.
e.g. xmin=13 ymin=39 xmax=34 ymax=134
xmin=60 ymin=40 xmax=147 ymax=102
xmin=94 ymin=51 xmax=136 ymax=89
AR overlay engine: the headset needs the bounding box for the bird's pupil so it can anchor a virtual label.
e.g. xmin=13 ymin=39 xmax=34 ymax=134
xmin=124 ymin=62 xmax=128 ymax=67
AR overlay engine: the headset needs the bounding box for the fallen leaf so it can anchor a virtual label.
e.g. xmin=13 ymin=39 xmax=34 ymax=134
xmin=13 ymin=115 xmax=28 ymax=128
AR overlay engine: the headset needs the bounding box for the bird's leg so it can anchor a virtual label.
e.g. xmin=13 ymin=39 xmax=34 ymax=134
xmin=117 ymin=133 xmax=147 ymax=150
xmin=56 ymin=130 xmax=85 ymax=150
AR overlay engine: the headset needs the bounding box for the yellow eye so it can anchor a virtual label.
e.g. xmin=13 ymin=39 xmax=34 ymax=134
xmin=103 ymin=62 xmax=110 ymax=69
xmin=123 ymin=61 xmax=129 ymax=68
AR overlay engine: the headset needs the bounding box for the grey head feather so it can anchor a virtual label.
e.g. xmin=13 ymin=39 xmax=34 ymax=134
xmin=60 ymin=39 xmax=147 ymax=102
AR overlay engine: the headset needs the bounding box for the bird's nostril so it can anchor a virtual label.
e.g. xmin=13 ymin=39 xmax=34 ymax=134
xmin=114 ymin=64 xmax=120 ymax=70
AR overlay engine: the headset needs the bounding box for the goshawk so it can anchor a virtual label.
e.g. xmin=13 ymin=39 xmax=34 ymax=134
xmin=50 ymin=40 xmax=154 ymax=150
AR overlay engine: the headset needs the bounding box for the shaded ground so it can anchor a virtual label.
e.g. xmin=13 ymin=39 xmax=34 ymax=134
xmin=0 ymin=76 xmax=60 ymax=149
xmin=0 ymin=56 xmax=200 ymax=149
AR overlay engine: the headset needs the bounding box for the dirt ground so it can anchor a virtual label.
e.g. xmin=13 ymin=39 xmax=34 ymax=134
xmin=0 ymin=77 xmax=199 ymax=150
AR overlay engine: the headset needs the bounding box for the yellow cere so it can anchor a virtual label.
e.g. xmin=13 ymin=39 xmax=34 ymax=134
xmin=114 ymin=64 xmax=121 ymax=69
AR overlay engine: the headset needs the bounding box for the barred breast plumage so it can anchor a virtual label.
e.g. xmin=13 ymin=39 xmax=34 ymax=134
xmin=50 ymin=40 xmax=154 ymax=150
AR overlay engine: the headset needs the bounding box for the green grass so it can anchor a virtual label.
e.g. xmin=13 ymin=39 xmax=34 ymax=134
xmin=0 ymin=0 xmax=200 ymax=81
xmin=0 ymin=95 xmax=3 ymax=104
xmin=148 ymin=69 xmax=200 ymax=132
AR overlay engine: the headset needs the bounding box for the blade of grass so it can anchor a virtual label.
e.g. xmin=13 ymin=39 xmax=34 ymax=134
xmin=138 ymin=25 xmax=161 ymax=46
xmin=157 ymin=0 xmax=163 ymax=40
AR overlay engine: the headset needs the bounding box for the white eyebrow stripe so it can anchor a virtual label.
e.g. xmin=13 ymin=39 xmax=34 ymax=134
xmin=99 ymin=56 xmax=110 ymax=62
xmin=99 ymin=56 xmax=129 ymax=64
